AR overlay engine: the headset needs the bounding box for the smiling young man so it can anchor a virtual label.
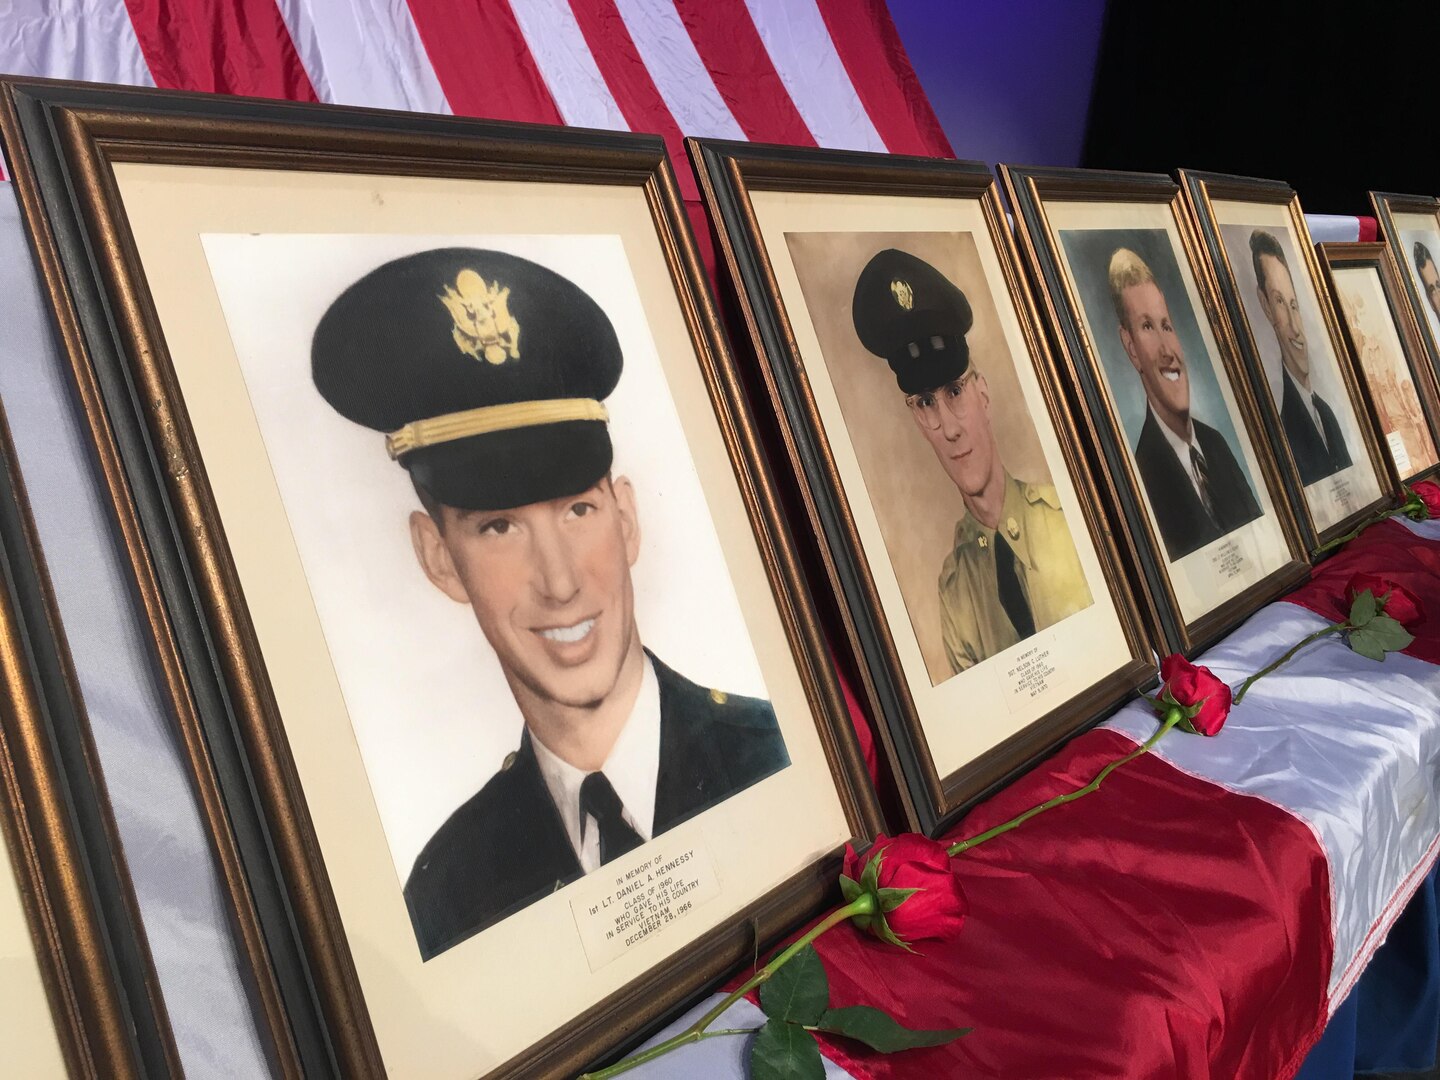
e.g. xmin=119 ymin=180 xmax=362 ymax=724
xmin=1415 ymin=241 xmax=1440 ymax=326
xmin=1108 ymin=246 xmax=1261 ymax=560
xmin=312 ymin=247 xmax=788 ymax=959
xmin=851 ymin=248 xmax=1091 ymax=676
xmin=1249 ymin=229 xmax=1350 ymax=484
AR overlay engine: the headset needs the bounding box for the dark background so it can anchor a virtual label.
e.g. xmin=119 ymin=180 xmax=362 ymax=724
xmin=891 ymin=0 xmax=1439 ymax=215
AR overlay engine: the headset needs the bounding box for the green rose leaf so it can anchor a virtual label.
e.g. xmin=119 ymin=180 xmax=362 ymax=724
xmin=1366 ymin=613 xmax=1415 ymax=653
xmin=1347 ymin=626 xmax=1387 ymax=662
xmin=815 ymin=1005 xmax=972 ymax=1053
xmin=759 ymin=944 xmax=829 ymax=1026
xmin=1349 ymin=588 xmax=1378 ymax=627
xmin=750 ymin=1019 xmax=824 ymax=1080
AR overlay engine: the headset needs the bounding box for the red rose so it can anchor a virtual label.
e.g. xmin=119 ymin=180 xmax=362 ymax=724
xmin=1412 ymin=481 xmax=1440 ymax=519
xmin=840 ymin=833 xmax=967 ymax=949
xmin=1158 ymin=653 xmax=1231 ymax=736
xmin=1348 ymin=573 xmax=1424 ymax=628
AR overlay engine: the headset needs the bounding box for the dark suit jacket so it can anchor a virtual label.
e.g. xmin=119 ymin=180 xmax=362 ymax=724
xmin=403 ymin=652 xmax=789 ymax=959
xmin=1134 ymin=411 xmax=1264 ymax=561
xmin=1280 ymin=372 xmax=1351 ymax=485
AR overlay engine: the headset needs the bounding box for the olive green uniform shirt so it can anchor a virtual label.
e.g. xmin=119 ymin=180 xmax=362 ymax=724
xmin=938 ymin=472 xmax=1093 ymax=674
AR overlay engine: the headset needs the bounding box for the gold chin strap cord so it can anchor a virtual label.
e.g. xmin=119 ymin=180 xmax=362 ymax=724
xmin=385 ymin=398 xmax=609 ymax=460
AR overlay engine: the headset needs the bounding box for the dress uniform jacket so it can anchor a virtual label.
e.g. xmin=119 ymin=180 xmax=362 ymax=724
xmin=404 ymin=652 xmax=789 ymax=959
xmin=1280 ymin=372 xmax=1351 ymax=485
xmin=1134 ymin=411 xmax=1263 ymax=561
xmin=938 ymin=472 xmax=1093 ymax=674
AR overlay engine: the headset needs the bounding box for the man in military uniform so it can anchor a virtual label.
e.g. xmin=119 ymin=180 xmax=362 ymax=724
xmin=312 ymin=247 xmax=788 ymax=960
xmin=1107 ymin=247 xmax=1262 ymax=560
xmin=851 ymin=248 xmax=1092 ymax=676
xmin=1249 ymin=229 xmax=1350 ymax=484
xmin=1415 ymin=241 xmax=1440 ymax=326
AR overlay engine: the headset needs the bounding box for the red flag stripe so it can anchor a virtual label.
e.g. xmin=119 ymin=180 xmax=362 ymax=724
xmin=813 ymin=0 xmax=952 ymax=157
xmin=674 ymin=0 xmax=816 ymax=147
xmin=402 ymin=0 xmax=564 ymax=125
xmin=566 ymin=0 xmax=698 ymax=201
xmin=119 ymin=0 xmax=318 ymax=100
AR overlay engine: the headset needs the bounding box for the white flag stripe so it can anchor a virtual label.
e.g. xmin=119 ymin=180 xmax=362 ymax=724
xmin=613 ymin=0 xmax=746 ymax=140
xmin=0 ymin=0 xmax=155 ymax=88
xmin=1104 ymin=594 xmax=1440 ymax=1007
xmin=509 ymin=0 xmax=628 ymax=131
xmin=274 ymin=0 xmax=451 ymax=113
xmin=741 ymin=0 xmax=884 ymax=152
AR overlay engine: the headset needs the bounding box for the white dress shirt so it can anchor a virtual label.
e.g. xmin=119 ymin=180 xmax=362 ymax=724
xmin=530 ymin=655 xmax=662 ymax=872
xmin=1150 ymin=405 xmax=1209 ymax=504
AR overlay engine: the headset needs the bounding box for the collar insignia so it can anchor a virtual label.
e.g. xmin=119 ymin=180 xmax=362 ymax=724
xmin=439 ymin=269 xmax=521 ymax=365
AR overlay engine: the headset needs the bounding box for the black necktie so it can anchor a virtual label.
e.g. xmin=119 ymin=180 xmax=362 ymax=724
xmin=1190 ymin=445 xmax=1217 ymax=520
xmin=992 ymin=533 xmax=1035 ymax=639
xmin=1311 ymin=394 xmax=1331 ymax=455
xmin=579 ymin=772 xmax=644 ymax=865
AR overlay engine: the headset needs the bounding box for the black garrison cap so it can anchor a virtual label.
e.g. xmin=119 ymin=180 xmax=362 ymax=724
xmin=851 ymin=248 xmax=974 ymax=395
xmin=312 ymin=248 xmax=622 ymax=512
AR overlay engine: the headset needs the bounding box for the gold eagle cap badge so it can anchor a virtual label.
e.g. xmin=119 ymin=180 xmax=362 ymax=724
xmin=890 ymin=278 xmax=914 ymax=310
xmin=439 ymin=269 xmax=521 ymax=365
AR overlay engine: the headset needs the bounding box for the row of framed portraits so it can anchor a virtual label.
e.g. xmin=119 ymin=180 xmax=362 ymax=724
xmin=2 ymin=78 xmax=1440 ymax=1079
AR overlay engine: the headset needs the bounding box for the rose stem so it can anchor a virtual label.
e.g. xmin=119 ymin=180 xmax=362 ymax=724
xmin=948 ymin=706 xmax=1184 ymax=857
xmin=578 ymin=893 xmax=878 ymax=1079
xmin=1231 ymin=623 xmax=1346 ymax=703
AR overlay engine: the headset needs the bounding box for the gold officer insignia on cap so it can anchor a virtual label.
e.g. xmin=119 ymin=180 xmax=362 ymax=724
xmin=1007 ymin=517 xmax=1020 ymax=540
xmin=709 ymin=688 xmax=729 ymax=705
xmin=890 ymin=279 xmax=914 ymax=310
xmin=439 ymin=269 xmax=521 ymax=365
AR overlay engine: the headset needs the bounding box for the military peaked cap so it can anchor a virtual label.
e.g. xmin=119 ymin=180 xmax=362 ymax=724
xmin=852 ymin=248 xmax=974 ymax=395
xmin=313 ymin=247 xmax=622 ymax=512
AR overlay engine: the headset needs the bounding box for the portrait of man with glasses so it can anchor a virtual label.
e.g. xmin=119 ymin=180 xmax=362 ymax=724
xmin=852 ymin=248 xmax=1092 ymax=675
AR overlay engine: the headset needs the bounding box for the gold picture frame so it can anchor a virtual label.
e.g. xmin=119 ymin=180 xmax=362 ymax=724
xmin=690 ymin=138 xmax=1157 ymax=836
xmin=0 ymin=78 xmax=883 ymax=1078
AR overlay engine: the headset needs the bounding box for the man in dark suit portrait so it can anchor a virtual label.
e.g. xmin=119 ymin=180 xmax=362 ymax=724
xmin=1108 ymin=247 xmax=1262 ymax=560
xmin=312 ymin=248 xmax=789 ymax=960
xmin=1249 ymin=229 xmax=1350 ymax=484
xmin=1415 ymin=241 xmax=1440 ymax=325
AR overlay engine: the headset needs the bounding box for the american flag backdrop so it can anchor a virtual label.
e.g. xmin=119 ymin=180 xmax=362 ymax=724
xmin=0 ymin=0 xmax=953 ymax=194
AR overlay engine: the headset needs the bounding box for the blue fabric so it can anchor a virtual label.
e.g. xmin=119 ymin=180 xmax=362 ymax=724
xmin=1297 ymin=864 xmax=1440 ymax=1078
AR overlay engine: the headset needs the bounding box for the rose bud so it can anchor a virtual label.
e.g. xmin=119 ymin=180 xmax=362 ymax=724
xmin=1158 ymin=653 xmax=1231 ymax=736
xmin=1348 ymin=573 xmax=1424 ymax=629
xmin=840 ymin=833 xmax=967 ymax=951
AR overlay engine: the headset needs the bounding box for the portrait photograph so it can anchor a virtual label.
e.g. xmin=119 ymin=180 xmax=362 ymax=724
xmin=1399 ymin=222 xmax=1440 ymax=343
xmin=783 ymin=230 xmax=1093 ymax=686
xmin=1320 ymin=244 xmax=1440 ymax=483
xmin=1037 ymin=198 xmax=1296 ymax=629
xmin=83 ymin=154 xmax=860 ymax=1079
xmin=1211 ymin=215 xmax=1383 ymax=531
xmin=202 ymin=232 xmax=789 ymax=960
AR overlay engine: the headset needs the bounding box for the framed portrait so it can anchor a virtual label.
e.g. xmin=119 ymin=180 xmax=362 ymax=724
xmin=690 ymin=139 xmax=1156 ymax=836
xmin=1318 ymin=242 xmax=1440 ymax=485
xmin=1001 ymin=165 xmax=1309 ymax=654
xmin=1370 ymin=192 xmax=1440 ymax=377
xmin=1179 ymin=170 xmax=1391 ymax=548
xmin=0 ymin=80 xmax=882 ymax=1079
xmin=0 ymin=407 xmax=178 ymax=1078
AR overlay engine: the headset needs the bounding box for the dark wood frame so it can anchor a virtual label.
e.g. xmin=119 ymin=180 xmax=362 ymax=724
xmin=1000 ymin=164 xmax=1309 ymax=655
xmin=689 ymin=138 xmax=1157 ymax=837
xmin=0 ymin=78 xmax=884 ymax=1080
xmin=1317 ymin=241 xmax=1440 ymax=487
xmin=1178 ymin=170 xmax=1394 ymax=547
xmin=0 ymin=402 xmax=180 ymax=1078
xmin=1370 ymin=192 xmax=1440 ymax=378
